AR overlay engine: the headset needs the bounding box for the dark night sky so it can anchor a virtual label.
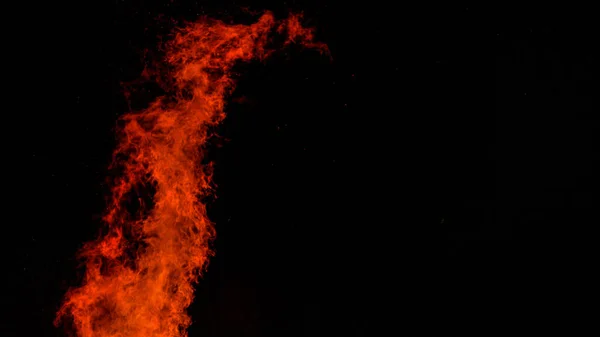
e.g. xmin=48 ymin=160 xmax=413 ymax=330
xmin=3 ymin=2 xmax=596 ymax=336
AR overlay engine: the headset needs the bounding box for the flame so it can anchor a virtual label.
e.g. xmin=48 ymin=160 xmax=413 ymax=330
xmin=55 ymin=12 xmax=326 ymax=337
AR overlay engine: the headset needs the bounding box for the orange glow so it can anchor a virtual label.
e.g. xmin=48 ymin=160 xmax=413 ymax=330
xmin=55 ymin=12 xmax=326 ymax=337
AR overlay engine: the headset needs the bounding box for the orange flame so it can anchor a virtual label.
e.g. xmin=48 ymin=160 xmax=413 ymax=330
xmin=55 ymin=12 xmax=326 ymax=337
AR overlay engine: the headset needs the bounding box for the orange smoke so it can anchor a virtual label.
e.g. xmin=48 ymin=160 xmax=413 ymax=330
xmin=55 ymin=12 xmax=326 ymax=337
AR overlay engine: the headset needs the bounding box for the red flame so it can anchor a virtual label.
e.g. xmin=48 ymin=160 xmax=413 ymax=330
xmin=55 ymin=12 xmax=326 ymax=337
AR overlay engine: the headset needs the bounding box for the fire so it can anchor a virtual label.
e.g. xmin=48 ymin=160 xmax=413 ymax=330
xmin=55 ymin=12 xmax=326 ymax=337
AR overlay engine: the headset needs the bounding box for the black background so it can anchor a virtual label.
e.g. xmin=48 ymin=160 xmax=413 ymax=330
xmin=4 ymin=2 xmax=596 ymax=336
